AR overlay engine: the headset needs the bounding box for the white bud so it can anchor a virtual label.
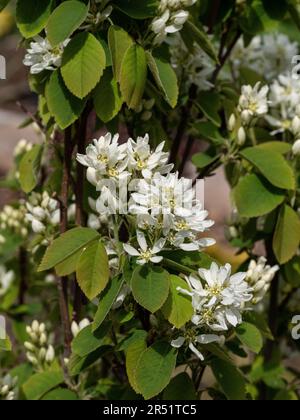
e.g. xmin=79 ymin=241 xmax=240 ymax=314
xmin=292 ymin=116 xmax=300 ymax=134
xmin=71 ymin=321 xmax=79 ymax=338
xmin=228 ymin=114 xmax=236 ymax=131
xmin=39 ymin=333 xmax=47 ymax=345
xmin=24 ymin=341 xmax=35 ymax=351
xmin=237 ymin=127 xmax=246 ymax=146
xmin=31 ymin=320 xmax=39 ymax=333
xmin=26 ymin=352 xmax=38 ymax=365
xmin=292 ymin=139 xmax=300 ymax=156
xmin=39 ymin=348 xmax=46 ymax=361
xmin=241 ymin=110 xmax=251 ymax=124
xmin=45 ymin=345 xmax=55 ymax=363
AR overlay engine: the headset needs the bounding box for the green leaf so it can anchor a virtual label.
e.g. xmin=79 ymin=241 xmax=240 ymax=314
xmin=16 ymin=0 xmax=54 ymax=38
xmin=93 ymin=275 xmax=125 ymax=332
xmin=163 ymin=373 xmax=196 ymax=400
xmin=234 ymin=174 xmax=285 ymax=218
xmin=22 ymin=370 xmax=64 ymax=400
xmin=120 ymin=44 xmax=147 ymax=111
xmin=274 ymin=389 xmax=298 ymax=401
xmin=126 ymin=331 xmax=148 ymax=394
xmin=38 ymin=227 xmax=100 ymax=272
xmin=42 ymin=388 xmax=78 ymax=400
xmin=72 ymin=323 xmax=111 ymax=357
xmin=76 ymin=240 xmax=110 ymax=300
xmin=108 ymin=25 xmax=134 ymax=81
xmin=132 ymin=265 xmax=170 ymax=313
xmin=257 ymin=141 xmax=292 ymax=155
xmin=284 ymin=256 xmax=300 ymax=287
xmin=243 ymin=312 xmax=274 ymax=341
xmin=19 ymin=145 xmax=43 ymax=194
xmin=45 ymin=70 xmax=86 ymax=129
xmin=47 ymin=0 xmax=89 ymax=47
xmin=236 ymin=322 xmax=263 ymax=354
xmin=181 ymin=21 xmax=219 ymax=63
xmin=146 ymin=52 xmax=178 ymax=108
xmin=197 ymin=91 xmax=221 ymax=127
xmin=94 ymin=68 xmax=123 ymax=123
xmin=61 ymin=32 xmax=106 ymax=99
xmin=135 ymin=341 xmax=177 ymax=400
xmin=0 ymin=337 xmax=12 ymax=352
xmin=211 ymin=359 xmax=246 ymax=401
xmin=161 ymin=275 xmax=193 ymax=329
xmin=273 ymin=205 xmax=300 ymax=264
xmin=192 ymin=152 xmax=219 ymax=169
xmin=55 ymin=249 xmax=83 ymax=277
xmin=113 ymin=0 xmax=159 ymax=19
xmin=69 ymin=346 xmax=111 ymax=376
xmin=240 ymin=146 xmax=295 ymax=190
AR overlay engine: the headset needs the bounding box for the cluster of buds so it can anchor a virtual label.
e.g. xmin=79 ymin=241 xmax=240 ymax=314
xmin=0 ymin=374 xmax=17 ymax=400
xmin=151 ymin=0 xmax=197 ymax=44
xmin=246 ymin=257 xmax=279 ymax=305
xmin=0 ymin=204 xmax=29 ymax=239
xmin=136 ymin=98 xmax=156 ymax=122
xmin=25 ymin=321 xmax=55 ymax=369
xmin=71 ymin=318 xmax=90 ymax=338
xmin=13 ymin=139 xmax=33 ymax=158
xmin=228 ymin=113 xmax=246 ymax=147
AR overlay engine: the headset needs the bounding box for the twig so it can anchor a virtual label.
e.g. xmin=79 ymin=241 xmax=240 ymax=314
xmin=16 ymin=101 xmax=45 ymax=134
xmin=18 ymin=247 xmax=28 ymax=305
xmin=58 ymin=126 xmax=74 ymax=354
xmin=178 ymin=135 xmax=195 ymax=176
xmin=169 ymin=85 xmax=198 ymax=166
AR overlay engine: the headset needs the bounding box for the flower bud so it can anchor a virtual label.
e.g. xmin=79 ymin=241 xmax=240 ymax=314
xmin=241 ymin=110 xmax=251 ymax=124
xmin=292 ymin=139 xmax=300 ymax=156
xmin=45 ymin=345 xmax=55 ymax=363
xmin=228 ymin=114 xmax=236 ymax=131
xmin=237 ymin=127 xmax=246 ymax=146
xmin=292 ymin=116 xmax=300 ymax=134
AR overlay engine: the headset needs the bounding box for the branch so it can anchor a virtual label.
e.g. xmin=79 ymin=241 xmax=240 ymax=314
xmin=58 ymin=126 xmax=74 ymax=354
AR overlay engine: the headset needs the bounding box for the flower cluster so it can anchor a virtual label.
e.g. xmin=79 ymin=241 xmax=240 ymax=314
xmin=24 ymin=321 xmax=55 ymax=369
xmin=169 ymin=33 xmax=214 ymax=92
xmin=171 ymin=262 xmax=253 ymax=359
xmin=23 ymin=36 xmax=70 ymax=75
xmin=151 ymin=0 xmax=197 ymax=44
xmin=231 ymin=33 xmax=298 ymax=81
xmin=246 ymin=257 xmax=279 ymax=305
xmin=0 ymin=203 xmax=29 ymax=240
xmin=0 ymin=265 xmax=14 ymax=297
xmin=78 ymin=133 xmax=215 ymax=267
xmin=25 ymin=192 xmax=61 ymax=235
xmin=0 ymin=374 xmax=18 ymax=401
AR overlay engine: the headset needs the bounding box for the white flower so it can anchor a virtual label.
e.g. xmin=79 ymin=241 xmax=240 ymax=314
xmin=238 ymin=82 xmax=269 ymax=123
xmin=178 ymin=263 xmax=253 ymax=331
xmin=130 ymin=172 xmax=215 ymax=251
xmin=169 ymin=34 xmax=214 ymax=92
xmin=71 ymin=319 xmax=90 ymax=338
xmin=127 ymin=135 xmax=173 ymax=179
xmin=151 ymin=0 xmax=196 ymax=44
xmin=293 ymin=139 xmax=300 ymax=156
xmin=124 ymin=231 xmax=165 ymax=265
xmin=77 ymin=133 xmax=129 ymax=183
xmin=246 ymin=257 xmax=279 ymax=304
xmin=171 ymin=333 xmax=225 ymax=361
xmin=23 ymin=36 xmax=70 ymax=74
xmin=0 ymin=266 xmax=14 ymax=297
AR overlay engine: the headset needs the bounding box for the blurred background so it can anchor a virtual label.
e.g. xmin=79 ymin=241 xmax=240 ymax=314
xmin=0 ymin=7 xmax=244 ymax=267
